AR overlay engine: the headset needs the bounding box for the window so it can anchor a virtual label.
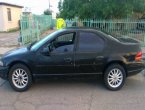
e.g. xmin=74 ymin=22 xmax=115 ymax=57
xmin=7 ymin=8 xmax=12 ymax=21
xmin=49 ymin=33 xmax=75 ymax=53
xmin=56 ymin=33 xmax=74 ymax=42
xmin=78 ymin=32 xmax=104 ymax=52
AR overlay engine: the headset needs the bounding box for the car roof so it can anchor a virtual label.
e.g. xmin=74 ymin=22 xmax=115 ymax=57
xmin=63 ymin=27 xmax=99 ymax=31
xmin=62 ymin=27 xmax=109 ymax=38
xmin=62 ymin=27 xmax=120 ymax=42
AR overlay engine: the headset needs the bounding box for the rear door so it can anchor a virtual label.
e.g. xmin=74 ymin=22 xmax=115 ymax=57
xmin=75 ymin=31 xmax=105 ymax=73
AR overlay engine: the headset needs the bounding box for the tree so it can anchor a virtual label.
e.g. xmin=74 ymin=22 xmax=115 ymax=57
xmin=58 ymin=0 xmax=63 ymax=12
xmin=43 ymin=9 xmax=52 ymax=15
xmin=58 ymin=0 xmax=145 ymax=19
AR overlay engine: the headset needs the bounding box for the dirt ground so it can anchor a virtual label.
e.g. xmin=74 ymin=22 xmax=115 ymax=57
xmin=0 ymin=31 xmax=20 ymax=47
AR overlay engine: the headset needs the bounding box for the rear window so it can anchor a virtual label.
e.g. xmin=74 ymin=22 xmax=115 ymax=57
xmin=78 ymin=32 xmax=104 ymax=52
xmin=107 ymin=35 xmax=119 ymax=42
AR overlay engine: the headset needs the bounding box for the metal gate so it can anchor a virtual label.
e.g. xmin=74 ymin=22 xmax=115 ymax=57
xmin=20 ymin=15 xmax=53 ymax=45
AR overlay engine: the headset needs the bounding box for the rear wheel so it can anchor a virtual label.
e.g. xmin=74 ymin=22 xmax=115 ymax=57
xmin=104 ymin=64 xmax=126 ymax=91
xmin=9 ymin=64 xmax=32 ymax=92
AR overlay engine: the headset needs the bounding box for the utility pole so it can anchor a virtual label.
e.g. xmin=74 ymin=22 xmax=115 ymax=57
xmin=48 ymin=0 xmax=50 ymax=10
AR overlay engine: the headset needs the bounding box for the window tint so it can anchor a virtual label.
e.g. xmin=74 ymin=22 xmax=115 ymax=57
xmin=49 ymin=33 xmax=75 ymax=53
xmin=78 ymin=32 xmax=104 ymax=52
xmin=56 ymin=33 xmax=74 ymax=42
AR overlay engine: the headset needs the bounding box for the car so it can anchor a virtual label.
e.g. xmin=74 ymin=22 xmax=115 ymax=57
xmin=0 ymin=27 xmax=144 ymax=92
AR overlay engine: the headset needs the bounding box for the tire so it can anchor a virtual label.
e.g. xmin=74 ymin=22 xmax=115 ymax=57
xmin=104 ymin=64 xmax=126 ymax=91
xmin=8 ymin=64 xmax=32 ymax=92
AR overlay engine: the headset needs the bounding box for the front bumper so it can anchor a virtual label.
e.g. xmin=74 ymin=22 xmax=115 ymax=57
xmin=0 ymin=66 xmax=9 ymax=80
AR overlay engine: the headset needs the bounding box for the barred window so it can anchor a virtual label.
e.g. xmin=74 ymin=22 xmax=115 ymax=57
xmin=7 ymin=8 xmax=12 ymax=21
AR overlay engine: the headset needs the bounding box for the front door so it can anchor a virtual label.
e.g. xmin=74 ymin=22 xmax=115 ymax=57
xmin=36 ymin=32 xmax=76 ymax=75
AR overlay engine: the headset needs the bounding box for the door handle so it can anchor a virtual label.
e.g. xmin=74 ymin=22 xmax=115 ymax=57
xmin=64 ymin=58 xmax=72 ymax=62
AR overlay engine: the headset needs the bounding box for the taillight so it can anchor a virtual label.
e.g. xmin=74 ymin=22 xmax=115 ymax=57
xmin=135 ymin=51 xmax=142 ymax=61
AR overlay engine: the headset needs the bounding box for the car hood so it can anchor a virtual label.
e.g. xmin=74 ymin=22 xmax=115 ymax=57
xmin=2 ymin=47 xmax=29 ymax=58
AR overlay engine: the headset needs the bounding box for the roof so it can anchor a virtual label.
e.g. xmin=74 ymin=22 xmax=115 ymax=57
xmin=63 ymin=26 xmax=110 ymax=37
xmin=64 ymin=27 xmax=99 ymax=31
xmin=0 ymin=2 xmax=23 ymax=8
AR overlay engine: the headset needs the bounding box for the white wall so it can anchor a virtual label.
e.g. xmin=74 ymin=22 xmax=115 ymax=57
xmin=0 ymin=5 xmax=5 ymax=31
xmin=0 ymin=5 xmax=22 ymax=31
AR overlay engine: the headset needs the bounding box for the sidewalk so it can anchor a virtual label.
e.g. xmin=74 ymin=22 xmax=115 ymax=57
xmin=0 ymin=31 xmax=19 ymax=47
xmin=0 ymin=31 xmax=19 ymax=55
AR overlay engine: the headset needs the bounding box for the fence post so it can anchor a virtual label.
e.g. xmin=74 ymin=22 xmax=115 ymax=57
xmin=90 ymin=20 xmax=93 ymax=27
xmin=36 ymin=21 xmax=40 ymax=41
xmin=109 ymin=19 xmax=113 ymax=32
xmin=143 ymin=32 xmax=145 ymax=46
xmin=29 ymin=20 xmax=32 ymax=44
xmin=20 ymin=20 xmax=24 ymax=45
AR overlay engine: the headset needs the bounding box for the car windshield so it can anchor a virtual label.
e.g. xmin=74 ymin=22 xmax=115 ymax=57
xmin=31 ymin=30 xmax=61 ymax=51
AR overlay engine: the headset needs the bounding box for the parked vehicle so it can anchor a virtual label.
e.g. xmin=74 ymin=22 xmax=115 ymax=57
xmin=0 ymin=27 xmax=144 ymax=92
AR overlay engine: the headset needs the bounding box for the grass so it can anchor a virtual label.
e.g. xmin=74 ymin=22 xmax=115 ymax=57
xmin=7 ymin=28 xmax=19 ymax=32
xmin=0 ymin=28 xmax=19 ymax=33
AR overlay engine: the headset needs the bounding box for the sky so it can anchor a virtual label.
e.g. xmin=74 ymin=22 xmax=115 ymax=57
xmin=0 ymin=0 xmax=60 ymax=15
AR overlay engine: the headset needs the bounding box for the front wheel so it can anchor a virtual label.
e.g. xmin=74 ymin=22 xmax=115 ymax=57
xmin=104 ymin=64 xmax=126 ymax=91
xmin=9 ymin=64 xmax=32 ymax=92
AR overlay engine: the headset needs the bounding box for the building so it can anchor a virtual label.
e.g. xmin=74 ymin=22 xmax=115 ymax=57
xmin=0 ymin=2 xmax=23 ymax=31
xmin=22 ymin=12 xmax=32 ymax=16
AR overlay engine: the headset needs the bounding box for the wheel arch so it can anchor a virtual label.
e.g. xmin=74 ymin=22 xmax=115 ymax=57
xmin=8 ymin=61 xmax=33 ymax=92
xmin=103 ymin=60 xmax=128 ymax=77
xmin=8 ymin=61 xmax=33 ymax=77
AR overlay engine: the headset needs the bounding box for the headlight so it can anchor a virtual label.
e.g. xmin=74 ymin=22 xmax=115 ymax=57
xmin=0 ymin=61 xmax=3 ymax=66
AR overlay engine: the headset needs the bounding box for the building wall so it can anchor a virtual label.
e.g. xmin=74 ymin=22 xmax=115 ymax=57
xmin=0 ymin=6 xmax=5 ymax=31
xmin=0 ymin=5 xmax=22 ymax=31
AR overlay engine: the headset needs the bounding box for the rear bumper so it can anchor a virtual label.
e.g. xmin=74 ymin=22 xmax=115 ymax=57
xmin=127 ymin=61 xmax=145 ymax=77
xmin=0 ymin=66 xmax=9 ymax=80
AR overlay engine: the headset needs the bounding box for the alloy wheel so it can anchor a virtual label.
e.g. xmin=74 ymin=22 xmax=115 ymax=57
xmin=107 ymin=68 xmax=123 ymax=88
xmin=12 ymin=68 xmax=28 ymax=89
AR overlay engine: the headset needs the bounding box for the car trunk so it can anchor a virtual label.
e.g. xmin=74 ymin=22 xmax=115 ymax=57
xmin=116 ymin=37 xmax=142 ymax=54
xmin=117 ymin=37 xmax=141 ymax=44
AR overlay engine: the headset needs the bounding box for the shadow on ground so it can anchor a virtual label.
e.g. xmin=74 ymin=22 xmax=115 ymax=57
xmin=1 ymin=72 xmax=145 ymax=92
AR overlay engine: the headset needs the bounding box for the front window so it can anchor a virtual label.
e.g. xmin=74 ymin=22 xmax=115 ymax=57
xmin=48 ymin=33 xmax=75 ymax=53
xmin=31 ymin=30 xmax=60 ymax=51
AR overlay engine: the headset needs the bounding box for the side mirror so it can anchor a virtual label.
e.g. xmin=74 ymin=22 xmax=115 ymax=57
xmin=41 ymin=47 xmax=50 ymax=56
